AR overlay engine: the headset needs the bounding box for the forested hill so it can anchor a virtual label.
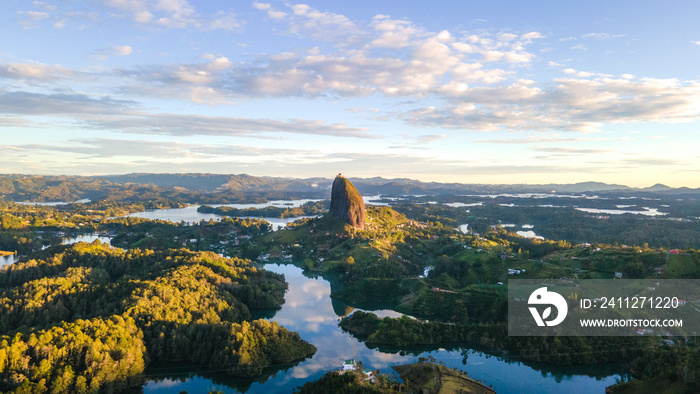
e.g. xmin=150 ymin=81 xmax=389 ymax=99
xmin=0 ymin=242 xmax=316 ymax=392
xmin=99 ymin=173 xmax=329 ymax=193
xmin=1 ymin=174 xmax=699 ymax=203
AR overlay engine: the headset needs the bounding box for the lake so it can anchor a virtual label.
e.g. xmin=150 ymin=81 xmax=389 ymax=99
xmin=0 ymin=254 xmax=18 ymax=267
xmin=1 ymin=233 xmax=113 ymax=268
xmin=575 ymin=207 xmax=667 ymax=216
xmin=128 ymin=205 xmax=318 ymax=230
xmin=143 ymin=263 xmax=625 ymax=393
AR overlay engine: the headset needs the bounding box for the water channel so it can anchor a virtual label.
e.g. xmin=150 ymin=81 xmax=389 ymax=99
xmin=142 ymin=263 xmax=624 ymax=393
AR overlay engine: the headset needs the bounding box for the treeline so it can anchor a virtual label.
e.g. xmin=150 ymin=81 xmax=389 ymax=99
xmin=0 ymin=201 xmax=272 ymax=256
xmin=198 ymin=200 xmax=329 ymax=218
xmin=341 ymin=311 xmax=699 ymax=391
xmin=108 ymin=216 xmax=270 ymax=251
xmin=0 ymin=242 xmax=315 ymax=392
xmin=0 ymin=201 xmax=182 ymax=231
xmin=340 ymin=312 xmax=650 ymax=366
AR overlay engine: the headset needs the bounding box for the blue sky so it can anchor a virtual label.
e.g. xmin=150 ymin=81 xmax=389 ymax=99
xmin=1 ymin=0 xmax=699 ymax=187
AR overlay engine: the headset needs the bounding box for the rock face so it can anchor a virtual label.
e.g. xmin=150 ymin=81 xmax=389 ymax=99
xmin=329 ymin=174 xmax=365 ymax=229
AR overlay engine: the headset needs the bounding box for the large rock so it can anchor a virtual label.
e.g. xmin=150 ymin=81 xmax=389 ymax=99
xmin=329 ymin=174 xmax=365 ymax=229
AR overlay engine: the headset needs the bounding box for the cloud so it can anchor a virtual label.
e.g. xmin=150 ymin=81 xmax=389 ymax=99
xmin=401 ymin=76 xmax=700 ymax=132
xmin=582 ymin=33 xmax=626 ymax=40
xmin=114 ymin=45 xmax=133 ymax=55
xmin=17 ymin=8 xmax=53 ymax=29
xmin=97 ymin=0 xmax=242 ymax=30
xmin=474 ymin=136 xmax=617 ymax=144
xmin=82 ymin=7 xmax=543 ymax=104
xmin=207 ymin=11 xmax=242 ymax=31
xmin=26 ymin=11 xmax=51 ymax=20
xmin=0 ymin=88 xmax=374 ymax=138
xmin=87 ymin=113 xmax=375 ymax=138
xmin=692 ymin=41 xmax=700 ymax=45
xmin=92 ymin=45 xmax=133 ymax=59
xmin=286 ymin=3 xmax=365 ymax=44
xmin=413 ymin=134 xmax=448 ymax=144
xmin=0 ymin=91 xmax=137 ymax=116
xmin=570 ymin=44 xmax=588 ymax=50
xmin=6 ymin=3 xmax=700 ymax=146
xmin=252 ymin=2 xmax=287 ymax=20
xmin=619 ymin=158 xmax=680 ymax=167
xmin=32 ymin=2 xmax=57 ymax=11
xmin=14 ymin=138 xmax=325 ymax=160
xmin=0 ymin=63 xmax=76 ymax=81
xmin=531 ymin=146 xmax=613 ymax=155
xmin=368 ymin=15 xmax=423 ymax=49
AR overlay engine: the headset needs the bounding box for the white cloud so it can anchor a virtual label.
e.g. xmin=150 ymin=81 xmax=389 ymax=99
xmin=133 ymin=10 xmax=153 ymax=22
xmin=0 ymin=63 xmax=75 ymax=81
xmin=26 ymin=11 xmax=51 ymax=20
xmin=92 ymin=45 xmax=133 ymax=59
xmin=88 ymin=113 xmax=376 ymax=138
xmin=521 ymin=31 xmax=545 ymax=42
xmin=571 ymin=44 xmax=588 ymax=50
xmin=583 ymin=33 xmax=625 ymax=40
xmin=285 ymin=3 xmax=365 ymax=44
xmin=413 ymin=134 xmax=447 ymax=144
xmin=253 ymin=2 xmax=286 ymax=20
xmin=206 ymin=56 xmax=231 ymax=71
xmin=403 ymin=76 xmax=700 ymax=133
xmin=102 ymin=0 xmax=239 ymax=30
xmin=32 ymin=2 xmax=57 ymax=11
xmin=692 ymin=41 xmax=700 ymax=45
xmin=114 ymin=45 xmax=133 ymax=56
xmin=368 ymin=15 xmax=422 ymax=49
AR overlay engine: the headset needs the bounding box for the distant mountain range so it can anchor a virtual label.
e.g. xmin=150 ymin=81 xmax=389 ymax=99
xmin=98 ymin=173 xmax=700 ymax=197
xmin=1 ymin=173 xmax=698 ymax=202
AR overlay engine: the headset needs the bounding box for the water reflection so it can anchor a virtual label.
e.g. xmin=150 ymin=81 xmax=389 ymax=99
xmin=0 ymin=254 xmax=18 ymax=267
xmin=61 ymin=234 xmax=112 ymax=245
xmin=143 ymin=263 xmax=624 ymax=393
xmin=2 ymin=234 xmax=112 ymax=269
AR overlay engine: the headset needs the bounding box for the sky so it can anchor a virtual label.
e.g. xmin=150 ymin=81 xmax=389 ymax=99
xmin=1 ymin=0 xmax=700 ymax=188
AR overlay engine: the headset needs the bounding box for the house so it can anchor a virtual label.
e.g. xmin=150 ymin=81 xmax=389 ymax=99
xmin=342 ymin=359 xmax=356 ymax=371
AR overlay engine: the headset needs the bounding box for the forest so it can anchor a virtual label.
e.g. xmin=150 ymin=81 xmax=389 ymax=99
xmin=0 ymin=242 xmax=315 ymax=393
